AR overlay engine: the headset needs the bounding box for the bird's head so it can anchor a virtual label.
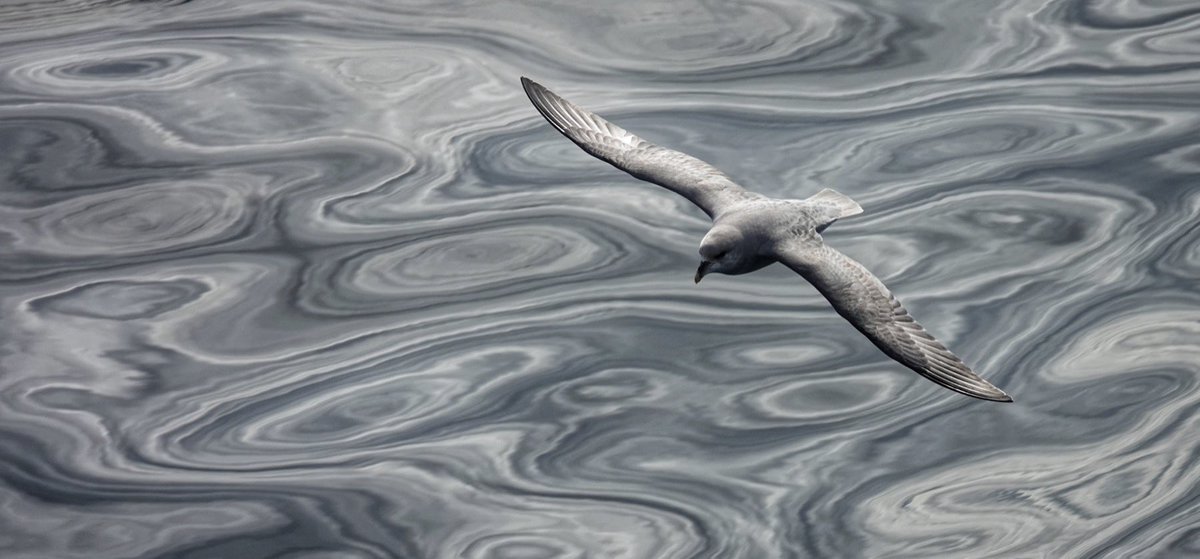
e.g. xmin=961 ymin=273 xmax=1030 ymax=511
xmin=695 ymin=225 xmax=743 ymax=283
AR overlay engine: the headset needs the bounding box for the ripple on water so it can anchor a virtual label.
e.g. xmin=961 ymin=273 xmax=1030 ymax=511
xmin=30 ymin=279 xmax=209 ymax=319
xmin=304 ymin=220 xmax=629 ymax=313
xmin=538 ymin=0 xmax=915 ymax=76
xmin=0 ymin=115 xmax=163 ymax=194
xmin=355 ymin=226 xmax=582 ymax=292
xmin=1051 ymin=454 xmax=1165 ymax=518
xmin=462 ymin=534 xmax=588 ymax=559
xmin=553 ymin=368 xmax=668 ymax=411
xmin=737 ymin=373 xmax=898 ymax=424
xmin=16 ymin=181 xmax=249 ymax=257
xmin=4 ymin=46 xmax=225 ymax=94
xmin=131 ymin=65 xmax=360 ymax=143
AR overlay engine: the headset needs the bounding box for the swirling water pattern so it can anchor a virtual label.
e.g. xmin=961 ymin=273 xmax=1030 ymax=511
xmin=1 ymin=0 xmax=1198 ymax=557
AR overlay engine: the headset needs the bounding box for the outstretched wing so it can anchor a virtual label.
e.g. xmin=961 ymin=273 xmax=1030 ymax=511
xmin=773 ymin=238 xmax=1012 ymax=402
xmin=521 ymin=77 xmax=756 ymax=218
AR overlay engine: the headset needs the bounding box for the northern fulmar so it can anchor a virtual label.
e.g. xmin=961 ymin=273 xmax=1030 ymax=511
xmin=521 ymin=77 xmax=1012 ymax=403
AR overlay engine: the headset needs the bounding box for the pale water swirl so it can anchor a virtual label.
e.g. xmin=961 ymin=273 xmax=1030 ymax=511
xmin=1 ymin=0 xmax=1198 ymax=557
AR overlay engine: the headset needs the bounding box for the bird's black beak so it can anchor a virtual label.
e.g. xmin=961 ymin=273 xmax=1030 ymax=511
xmin=694 ymin=261 xmax=713 ymax=284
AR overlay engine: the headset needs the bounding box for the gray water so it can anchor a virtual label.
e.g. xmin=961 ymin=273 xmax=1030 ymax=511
xmin=2 ymin=0 xmax=1199 ymax=557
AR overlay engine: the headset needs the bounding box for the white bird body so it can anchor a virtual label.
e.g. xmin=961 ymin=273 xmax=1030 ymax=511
xmin=521 ymin=77 xmax=1012 ymax=403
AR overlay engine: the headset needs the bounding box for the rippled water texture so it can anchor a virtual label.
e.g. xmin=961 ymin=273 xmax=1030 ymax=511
xmin=2 ymin=0 xmax=1199 ymax=557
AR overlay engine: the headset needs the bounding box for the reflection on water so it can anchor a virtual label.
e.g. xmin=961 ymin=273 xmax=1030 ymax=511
xmin=1 ymin=0 xmax=1199 ymax=557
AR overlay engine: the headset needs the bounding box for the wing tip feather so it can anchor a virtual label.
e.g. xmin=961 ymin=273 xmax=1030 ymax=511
xmin=519 ymin=75 xmax=537 ymax=94
xmin=919 ymin=358 xmax=1013 ymax=403
xmin=945 ymin=376 xmax=1013 ymax=403
xmin=522 ymin=76 xmax=596 ymax=135
xmin=987 ymin=389 xmax=1015 ymax=403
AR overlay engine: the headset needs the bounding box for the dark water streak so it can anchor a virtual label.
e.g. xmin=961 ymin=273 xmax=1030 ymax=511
xmin=1 ymin=0 xmax=1199 ymax=557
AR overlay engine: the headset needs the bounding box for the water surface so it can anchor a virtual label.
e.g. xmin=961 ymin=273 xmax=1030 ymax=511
xmin=2 ymin=0 xmax=1199 ymax=557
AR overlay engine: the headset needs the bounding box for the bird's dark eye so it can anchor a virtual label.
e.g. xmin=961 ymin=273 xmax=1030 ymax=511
xmin=715 ymin=250 xmax=728 ymax=259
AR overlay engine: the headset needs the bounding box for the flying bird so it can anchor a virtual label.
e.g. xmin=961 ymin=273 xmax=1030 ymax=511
xmin=520 ymin=77 xmax=1012 ymax=403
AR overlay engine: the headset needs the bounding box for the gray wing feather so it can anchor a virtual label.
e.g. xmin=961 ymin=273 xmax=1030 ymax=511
xmin=521 ymin=77 xmax=755 ymax=218
xmin=773 ymin=239 xmax=1013 ymax=402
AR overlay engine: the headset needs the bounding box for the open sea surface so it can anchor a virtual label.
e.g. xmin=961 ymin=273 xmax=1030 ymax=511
xmin=2 ymin=0 xmax=1199 ymax=557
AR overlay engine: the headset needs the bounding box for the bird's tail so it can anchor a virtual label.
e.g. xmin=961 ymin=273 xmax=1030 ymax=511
xmin=806 ymin=188 xmax=863 ymax=231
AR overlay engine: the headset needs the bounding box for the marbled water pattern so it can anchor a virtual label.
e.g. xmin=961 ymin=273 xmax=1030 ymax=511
xmin=1 ymin=0 xmax=1199 ymax=557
